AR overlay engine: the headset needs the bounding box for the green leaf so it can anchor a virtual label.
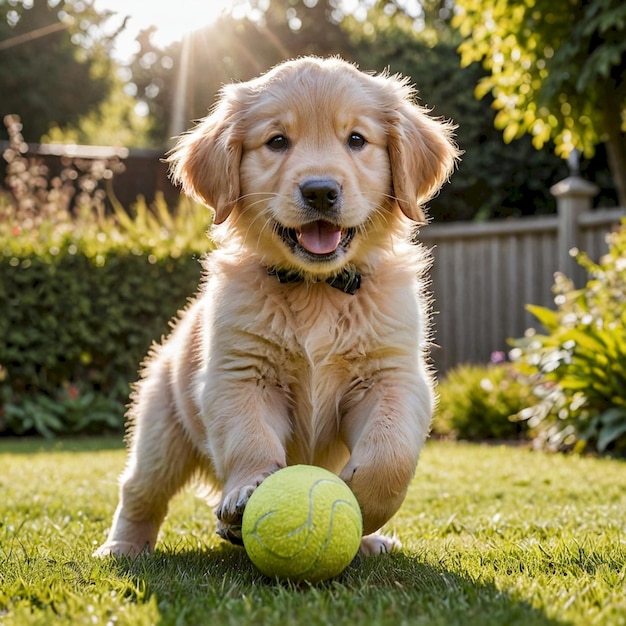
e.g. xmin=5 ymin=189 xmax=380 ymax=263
xmin=526 ymin=305 xmax=560 ymax=332
xmin=560 ymin=328 xmax=607 ymax=355
xmin=599 ymin=407 xmax=626 ymax=426
xmin=558 ymin=377 xmax=591 ymax=391
xmin=597 ymin=413 xmax=626 ymax=452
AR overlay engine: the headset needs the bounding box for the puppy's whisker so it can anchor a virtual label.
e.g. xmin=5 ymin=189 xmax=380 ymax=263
xmin=249 ymin=209 xmax=274 ymax=243
xmin=367 ymin=204 xmax=392 ymax=229
xmin=377 ymin=192 xmax=401 ymax=204
xmin=215 ymin=193 xmax=277 ymax=218
xmin=241 ymin=207 xmax=274 ymax=247
xmin=237 ymin=191 xmax=280 ymax=203
xmin=239 ymin=198 xmax=272 ymax=214
xmin=255 ymin=215 xmax=279 ymax=257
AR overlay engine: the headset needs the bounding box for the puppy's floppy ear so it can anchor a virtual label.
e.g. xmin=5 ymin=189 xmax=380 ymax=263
xmin=168 ymin=85 xmax=244 ymax=224
xmin=387 ymin=83 xmax=460 ymax=223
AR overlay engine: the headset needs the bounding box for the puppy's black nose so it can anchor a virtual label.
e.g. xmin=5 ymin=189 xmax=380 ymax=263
xmin=299 ymin=177 xmax=342 ymax=212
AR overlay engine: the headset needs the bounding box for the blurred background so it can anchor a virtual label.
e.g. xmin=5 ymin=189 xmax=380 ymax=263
xmin=1 ymin=1 xmax=625 ymax=451
xmin=1 ymin=0 xmax=623 ymax=221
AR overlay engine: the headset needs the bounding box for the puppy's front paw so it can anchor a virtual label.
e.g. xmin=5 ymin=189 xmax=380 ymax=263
xmin=217 ymin=483 xmax=257 ymax=525
xmin=215 ymin=469 xmax=280 ymax=545
xmin=215 ymin=484 xmax=253 ymax=546
xmin=359 ymin=533 xmax=402 ymax=557
xmin=215 ymin=519 xmax=244 ymax=545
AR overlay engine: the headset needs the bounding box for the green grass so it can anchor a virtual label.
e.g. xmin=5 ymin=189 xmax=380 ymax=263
xmin=1 ymin=438 xmax=624 ymax=626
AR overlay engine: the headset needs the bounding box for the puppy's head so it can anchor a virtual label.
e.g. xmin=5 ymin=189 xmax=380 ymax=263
xmin=169 ymin=56 xmax=459 ymax=278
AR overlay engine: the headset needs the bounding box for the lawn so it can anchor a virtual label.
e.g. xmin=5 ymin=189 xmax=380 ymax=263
xmin=1 ymin=438 xmax=624 ymax=626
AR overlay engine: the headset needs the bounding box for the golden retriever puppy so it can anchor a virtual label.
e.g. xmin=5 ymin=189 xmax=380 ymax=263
xmin=94 ymin=56 xmax=459 ymax=559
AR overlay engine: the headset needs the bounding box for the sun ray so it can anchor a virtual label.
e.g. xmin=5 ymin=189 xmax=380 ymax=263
xmin=95 ymin=0 xmax=240 ymax=61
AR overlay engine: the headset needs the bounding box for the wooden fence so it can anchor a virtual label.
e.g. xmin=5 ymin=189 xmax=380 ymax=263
xmin=421 ymin=176 xmax=624 ymax=374
xmin=0 ymin=141 xmax=177 ymax=209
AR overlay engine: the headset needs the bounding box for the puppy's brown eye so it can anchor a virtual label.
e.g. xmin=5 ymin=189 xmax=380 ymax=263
xmin=348 ymin=133 xmax=366 ymax=150
xmin=266 ymin=135 xmax=289 ymax=151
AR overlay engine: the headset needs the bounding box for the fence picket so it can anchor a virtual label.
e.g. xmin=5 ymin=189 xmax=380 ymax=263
xmin=421 ymin=206 xmax=624 ymax=374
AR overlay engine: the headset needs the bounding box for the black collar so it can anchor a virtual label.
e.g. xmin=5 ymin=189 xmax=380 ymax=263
xmin=267 ymin=267 xmax=362 ymax=295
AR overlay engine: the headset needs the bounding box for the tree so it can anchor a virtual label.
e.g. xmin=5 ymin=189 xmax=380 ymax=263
xmin=453 ymin=0 xmax=626 ymax=206
xmin=42 ymin=78 xmax=154 ymax=147
xmin=128 ymin=0 xmax=358 ymax=146
xmin=0 ymin=0 xmax=123 ymax=142
xmin=342 ymin=2 xmax=570 ymax=220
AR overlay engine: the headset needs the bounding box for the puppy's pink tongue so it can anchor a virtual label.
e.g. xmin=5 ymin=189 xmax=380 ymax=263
xmin=297 ymin=221 xmax=342 ymax=255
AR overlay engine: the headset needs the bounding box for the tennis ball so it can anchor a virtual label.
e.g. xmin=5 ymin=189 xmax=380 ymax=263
xmin=241 ymin=465 xmax=363 ymax=583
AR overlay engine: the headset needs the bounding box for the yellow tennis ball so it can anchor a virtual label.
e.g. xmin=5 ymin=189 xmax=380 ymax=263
xmin=241 ymin=465 xmax=363 ymax=583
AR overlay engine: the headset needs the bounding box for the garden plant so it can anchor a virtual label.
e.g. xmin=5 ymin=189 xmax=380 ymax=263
xmin=511 ymin=220 xmax=626 ymax=455
xmin=432 ymin=359 xmax=534 ymax=441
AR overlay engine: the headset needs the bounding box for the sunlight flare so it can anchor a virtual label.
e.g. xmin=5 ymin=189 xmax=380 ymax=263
xmin=95 ymin=0 xmax=241 ymax=60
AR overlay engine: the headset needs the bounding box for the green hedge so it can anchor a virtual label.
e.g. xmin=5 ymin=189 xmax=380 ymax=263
xmin=0 ymin=194 xmax=210 ymax=436
xmin=432 ymin=362 xmax=534 ymax=441
xmin=0 ymin=246 xmax=202 ymax=436
xmin=2 ymin=248 xmax=201 ymax=394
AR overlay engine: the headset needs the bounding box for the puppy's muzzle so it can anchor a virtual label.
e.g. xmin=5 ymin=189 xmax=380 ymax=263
xmin=275 ymin=176 xmax=355 ymax=263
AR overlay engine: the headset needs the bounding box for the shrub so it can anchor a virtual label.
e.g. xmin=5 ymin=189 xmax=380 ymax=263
xmin=0 ymin=211 xmax=209 ymax=436
xmin=432 ymin=359 xmax=534 ymax=441
xmin=0 ymin=375 xmax=125 ymax=438
xmin=0 ymin=195 xmax=213 ymax=435
xmin=510 ymin=220 xmax=626 ymax=455
xmin=0 ymin=116 xmax=212 ymax=436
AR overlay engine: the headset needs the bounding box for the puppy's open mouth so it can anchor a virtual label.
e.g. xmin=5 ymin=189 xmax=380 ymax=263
xmin=276 ymin=221 xmax=356 ymax=261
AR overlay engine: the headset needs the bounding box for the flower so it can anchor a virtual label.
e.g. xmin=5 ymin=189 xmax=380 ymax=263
xmin=490 ymin=351 xmax=507 ymax=364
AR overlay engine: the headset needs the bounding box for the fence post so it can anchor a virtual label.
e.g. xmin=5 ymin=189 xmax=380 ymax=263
xmin=550 ymin=155 xmax=599 ymax=284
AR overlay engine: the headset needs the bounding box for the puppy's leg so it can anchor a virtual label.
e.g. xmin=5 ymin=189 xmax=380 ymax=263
xmin=94 ymin=361 xmax=199 ymax=558
xmin=339 ymin=374 xmax=432 ymax=555
xmin=209 ymin=383 xmax=290 ymax=544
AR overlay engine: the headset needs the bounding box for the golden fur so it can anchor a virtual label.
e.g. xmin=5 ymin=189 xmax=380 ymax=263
xmin=94 ymin=56 xmax=459 ymax=558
